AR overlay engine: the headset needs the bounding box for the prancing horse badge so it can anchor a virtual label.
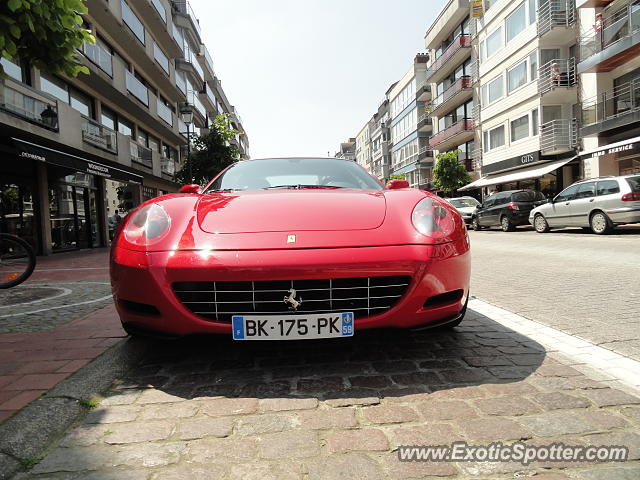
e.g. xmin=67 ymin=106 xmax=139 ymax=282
xmin=287 ymin=235 xmax=296 ymax=243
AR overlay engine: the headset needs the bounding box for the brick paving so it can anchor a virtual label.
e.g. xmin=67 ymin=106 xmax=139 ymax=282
xmin=0 ymin=249 xmax=125 ymax=423
xmin=22 ymin=308 xmax=640 ymax=479
xmin=469 ymin=226 xmax=640 ymax=361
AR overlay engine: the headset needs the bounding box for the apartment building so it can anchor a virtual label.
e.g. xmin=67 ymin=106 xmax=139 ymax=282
xmin=388 ymin=54 xmax=433 ymax=188
xmin=335 ymin=138 xmax=356 ymax=161
xmin=355 ymin=120 xmax=373 ymax=171
xmin=0 ymin=0 xmax=247 ymax=255
xmin=577 ymin=0 xmax=640 ymax=178
xmin=459 ymin=0 xmax=581 ymax=196
xmin=425 ymin=0 xmax=477 ymax=184
xmin=370 ymin=96 xmax=393 ymax=182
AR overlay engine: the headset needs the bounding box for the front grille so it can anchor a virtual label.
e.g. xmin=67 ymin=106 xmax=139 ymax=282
xmin=173 ymin=276 xmax=412 ymax=323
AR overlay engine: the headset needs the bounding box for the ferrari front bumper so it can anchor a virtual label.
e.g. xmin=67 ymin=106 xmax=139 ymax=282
xmin=110 ymin=238 xmax=471 ymax=337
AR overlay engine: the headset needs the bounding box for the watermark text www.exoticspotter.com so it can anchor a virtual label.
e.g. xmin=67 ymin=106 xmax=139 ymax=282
xmin=398 ymin=442 xmax=628 ymax=466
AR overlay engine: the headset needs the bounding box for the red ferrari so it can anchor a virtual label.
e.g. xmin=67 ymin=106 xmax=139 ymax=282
xmin=110 ymin=157 xmax=470 ymax=340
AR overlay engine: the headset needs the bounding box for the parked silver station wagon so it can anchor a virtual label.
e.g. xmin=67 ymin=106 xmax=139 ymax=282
xmin=529 ymin=175 xmax=640 ymax=234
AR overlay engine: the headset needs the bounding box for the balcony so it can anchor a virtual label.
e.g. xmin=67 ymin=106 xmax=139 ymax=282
xmin=429 ymin=118 xmax=474 ymax=151
xmin=538 ymin=58 xmax=577 ymax=101
xmin=578 ymin=1 xmax=640 ymax=73
xmin=0 ymin=79 xmax=59 ymax=130
xmin=581 ymin=78 xmax=640 ymax=136
xmin=82 ymin=42 xmax=113 ymax=76
xmin=81 ymin=116 xmax=117 ymax=154
xmin=157 ymin=98 xmax=173 ymax=126
xmin=161 ymin=156 xmax=177 ymax=176
xmin=416 ymin=80 xmax=431 ymax=102
xmin=121 ymin=0 xmax=145 ymax=44
xmin=202 ymin=45 xmax=215 ymax=81
xmin=426 ymin=35 xmax=471 ymax=85
xmin=418 ymin=146 xmax=435 ymax=164
xmin=417 ymin=112 xmax=432 ymax=132
xmin=130 ymin=139 xmax=153 ymax=168
xmin=153 ymin=42 xmax=170 ymax=75
xmin=125 ymin=70 xmax=149 ymax=106
xmin=172 ymin=1 xmax=201 ymax=43
xmin=540 ymin=118 xmax=578 ymax=154
xmin=431 ymin=75 xmax=473 ymax=116
xmin=149 ymin=0 xmax=167 ymax=23
xmin=176 ymin=48 xmax=204 ymax=84
xmin=538 ymin=0 xmax=577 ymax=42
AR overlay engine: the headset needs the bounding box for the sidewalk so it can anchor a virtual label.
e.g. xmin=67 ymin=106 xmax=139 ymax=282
xmin=0 ymin=249 xmax=125 ymax=423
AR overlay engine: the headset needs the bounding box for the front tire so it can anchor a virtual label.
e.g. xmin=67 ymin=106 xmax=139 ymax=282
xmin=590 ymin=211 xmax=613 ymax=235
xmin=472 ymin=217 xmax=482 ymax=231
xmin=534 ymin=214 xmax=550 ymax=233
xmin=501 ymin=216 xmax=515 ymax=232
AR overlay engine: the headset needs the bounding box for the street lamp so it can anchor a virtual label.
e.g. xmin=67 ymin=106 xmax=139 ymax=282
xmin=180 ymin=102 xmax=194 ymax=182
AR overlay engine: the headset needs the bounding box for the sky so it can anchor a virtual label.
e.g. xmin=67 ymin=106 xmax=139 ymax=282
xmin=190 ymin=0 xmax=447 ymax=159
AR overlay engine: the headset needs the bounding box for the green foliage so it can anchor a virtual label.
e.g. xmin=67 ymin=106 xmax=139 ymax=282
xmin=79 ymin=398 xmax=100 ymax=409
xmin=176 ymin=114 xmax=241 ymax=186
xmin=389 ymin=173 xmax=406 ymax=180
xmin=431 ymin=150 xmax=472 ymax=195
xmin=0 ymin=0 xmax=94 ymax=78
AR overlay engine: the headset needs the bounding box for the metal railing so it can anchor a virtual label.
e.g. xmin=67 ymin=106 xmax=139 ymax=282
xmin=418 ymin=145 xmax=434 ymax=160
xmin=157 ymin=98 xmax=173 ymax=126
xmin=121 ymin=0 xmax=145 ymax=44
xmin=581 ymin=77 xmax=640 ymax=127
xmin=172 ymin=1 xmax=201 ymax=36
xmin=0 ymin=80 xmax=59 ymax=130
xmin=579 ymin=1 xmax=640 ymax=62
xmin=153 ymin=42 xmax=170 ymax=74
xmin=538 ymin=58 xmax=576 ymax=94
xmin=81 ymin=116 xmax=117 ymax=153
xmin=172 ymin=24 xmax=184 ymax=52
xmin=130 ymin=139 xmax=153 ymax=168
xmin=426 ymin=35 xmax=471 ymax=81
xmin=429 ymin=118 xmax=474 ymax=148
xmin=82 ymin=42 xmax=113 ymax=76
xmin=393 ymin=151 xmax=420 ymax=171
xmin=540 ymin=118 xmax=577 ymax=153
xmin=149 ymin=0 xmax=167 ymax=22
xmin=203 ymin=45 xmax=214 ymax=76
xmin=432 ymin=75 xmax=473 ymax=111
xmin=125 ymin=70 xmax=149 ymax=106
xmin=538 ymin=0 xmax=576 ymax=36
xmin=161 ymin=157 xmax=176 ymax=175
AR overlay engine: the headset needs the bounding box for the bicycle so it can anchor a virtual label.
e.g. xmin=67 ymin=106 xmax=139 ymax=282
xmin=0 ymin=233 xmax=36 ymax=289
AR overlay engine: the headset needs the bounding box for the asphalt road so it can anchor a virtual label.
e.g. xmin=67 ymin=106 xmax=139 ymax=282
xmin=469 ymin=224 xmax=640 ymax=361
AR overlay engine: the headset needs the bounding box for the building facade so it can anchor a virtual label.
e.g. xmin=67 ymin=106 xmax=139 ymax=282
xmin=425 ymin=0 xmax=478 ymax=187
xmin=355 ymin=120 xmax=373 ymax=171
xmin=370 ymin=96 xmax=392 ymax=182
xmin=335 ymin=138 xmax=356 ymax=161
xmin=0 ymin=0 xmax=248 ymax=255
xmin=577 ymin=0 xmax=640 ymax=178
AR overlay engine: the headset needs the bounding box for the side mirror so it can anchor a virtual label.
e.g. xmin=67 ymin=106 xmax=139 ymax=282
xmin=180 ymin=184 xmax=202 ymax=194
xmin=386 ymin=179 xmax=410 ymax=189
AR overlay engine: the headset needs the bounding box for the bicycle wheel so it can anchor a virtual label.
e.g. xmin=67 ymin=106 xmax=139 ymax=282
xmin=0 ymin=234 xmax=36 ymax=289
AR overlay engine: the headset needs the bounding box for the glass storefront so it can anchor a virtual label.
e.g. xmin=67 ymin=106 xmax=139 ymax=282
xmin=0 ymin=162 xmax=38 ymax=252
xmin=619 ymin=158 xmax=640 ymax=175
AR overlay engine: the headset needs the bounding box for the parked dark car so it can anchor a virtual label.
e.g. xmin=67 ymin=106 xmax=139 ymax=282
xmin=471 ymin=190 xmax=547 ymax=232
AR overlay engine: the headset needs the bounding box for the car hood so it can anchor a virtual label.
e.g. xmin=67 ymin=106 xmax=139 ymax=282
xmin=455 ymin=206 xmax=476 ymax=215
xmin=197 ymin=189 xmax=386 ymax=234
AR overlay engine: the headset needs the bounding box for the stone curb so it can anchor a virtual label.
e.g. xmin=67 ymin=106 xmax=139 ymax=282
xmin=0 ymin=336 xmax=150 ymax=479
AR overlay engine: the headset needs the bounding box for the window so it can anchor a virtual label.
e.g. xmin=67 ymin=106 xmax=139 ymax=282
xmin=528 ymin=0 xmax=536 ymax=24
xmin=507 ymin=60 xmax=527 ymax=93
xmin=506 ymin=3 xmax=527 ymax=42
xmin=532 ymin=108 xmax=539 ymax=135
xmin=1 ymin=57 xmax=22 ymax=82
xmin=69 ymin=88 xmax=92 ymax=117
xmin=488 ymin=75 xmax=503 ymax=104
xmin=40 ymin=74 xmax=68 ymax=103
xmin=484 ymin=125 xmax=505 ymax=151
xmin=510 ymin=115 xmax=529 ymax=142
xmin=529 ymin=51 xmax=538 ymax=81
xmin=555 ymin=184 xmax=579 ymax=202
xmin=575 ymin=183 xmax=596 ymax=199
xmin=118 ymin=117 xmax=134 ymax=137
xmin=101 ymin=108 xmax=116 ymax=130
xmin=486 ymin=27 xmax=502 ymax=59
xmin=596 ymin=180 xmax=620 ymax=196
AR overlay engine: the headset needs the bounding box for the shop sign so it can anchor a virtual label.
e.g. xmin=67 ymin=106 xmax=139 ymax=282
xmin=483 ymin=151 xmax=542 ymax=174
xmin=589 ymin=142 xmax=637 ymax=159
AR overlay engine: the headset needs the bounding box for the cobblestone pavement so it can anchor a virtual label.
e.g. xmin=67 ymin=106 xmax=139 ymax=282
xmin=22 ymin=307 xmax=640 ymax=479
xmin=469 ymin=226 xmax=640 ymax=361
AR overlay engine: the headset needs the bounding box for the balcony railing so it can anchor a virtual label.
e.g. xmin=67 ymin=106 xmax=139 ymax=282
xmin=580 ymin=1 xmax=640 ymax=62
xmin=426 ymin=35 xmax=471 ymax=81
xmin=540 ymin=118 xmax=578 ymax=153
xmin=81 ymin=116 xmax=117 ymax=153
xmin=432 ymin=76 xmax=473 ymax=111
xmin=130 ymin=140 xmax=153 ymax=168
xmin=157 ymin=98 xmax=173 ymax=126
xmin=429 ymin=119 xmax=474 ymax=148
xmin=581 ymin=77 xmax=640 ymax=127
xmin=0 ymin=80 xmax=59 ymax=130
xmin=150 ymin=0 xmax=167 ymax=23
xmin=172 ymin=1 xmax=201 ymax=36
xmin=161 ymin=157 xmax=176 ymax=175
xmin=203 ymin=45 xmax=215 ymax=76
xmin=153 ymin=42 xmax=170 ymax=74
xmin=190 ymin=91 xmax=206 ymax=118
xmin=538 ymin=58 xmax=576 ymax=94
xmin=125 ymin=70 xmax=149 ymax=106
xmin=121 ymin=0 xmax=145 ymax=44
xmin=418 ymin=146 xmax=434 ymax=161
xmin=538 ymin=0 xmax=577 ymax=36
xmin=172 ymin=24 xmax=185 ymax=52
xmin=82 ymin=42 xmax=113 ymax=76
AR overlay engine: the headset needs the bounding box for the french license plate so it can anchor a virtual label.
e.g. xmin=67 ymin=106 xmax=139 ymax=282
xmin=232 ymin=312 xmax=354 ymax=340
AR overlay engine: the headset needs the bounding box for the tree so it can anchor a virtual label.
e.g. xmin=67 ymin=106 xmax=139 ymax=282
xmin=389 ymin=174 xmax=406 ymax=180
xmin=431 ymin=150 xmax=472 ymax=195
xmin=0 ymin=0 xmax=93 ymax=78
xmin=176 ymin=114 xmax=241 ymax=186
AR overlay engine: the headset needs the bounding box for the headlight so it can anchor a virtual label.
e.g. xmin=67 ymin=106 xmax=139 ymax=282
xmin=411 ymin=197 xmax=456 ymax=239
xmin=123 ymin=203 xmax=171 ymax=246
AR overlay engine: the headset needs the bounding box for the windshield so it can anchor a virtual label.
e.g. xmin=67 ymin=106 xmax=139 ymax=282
xmin=512 ymin=191 xmax=546 ymax=202
xmin=449 ymin=198 xmax=480 ymax=208
xmin=205 ymin=158 xmax=383 ymax=192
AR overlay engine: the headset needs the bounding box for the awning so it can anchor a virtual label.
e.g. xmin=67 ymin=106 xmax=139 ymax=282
xmin=579 ymin=136 xmax=640 ymax=158
xmin=458 ymin=157 xmax=575 ymax=191
xmin=12 ymin=138 xmax=142 ymax=184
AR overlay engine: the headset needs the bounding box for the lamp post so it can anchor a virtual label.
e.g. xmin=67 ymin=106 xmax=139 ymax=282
xmin=180 ymin=102 xmax=194 ymax=183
